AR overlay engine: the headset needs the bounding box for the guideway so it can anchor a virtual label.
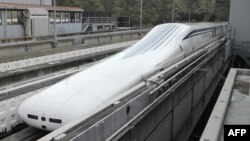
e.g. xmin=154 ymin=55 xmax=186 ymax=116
xmin=40 ymin=34 xmax=230 ymax=141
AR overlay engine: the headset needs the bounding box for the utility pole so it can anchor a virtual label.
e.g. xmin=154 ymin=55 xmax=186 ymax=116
xmin=188 ymin=0 xmax=192 ymax=23
xmin=172 ymin=2 xmax=175 ymax=23
xmin=140 ymin=0 xmax=143 ymax=29
xmin=188 ymin=8 xmax=191 ymax=23
xmin=53 ymin=0 xmax=57 ymax=47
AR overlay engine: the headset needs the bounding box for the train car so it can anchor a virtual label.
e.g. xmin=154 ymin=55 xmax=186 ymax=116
xmin=18 ymin=22 xmax=229 ymax=131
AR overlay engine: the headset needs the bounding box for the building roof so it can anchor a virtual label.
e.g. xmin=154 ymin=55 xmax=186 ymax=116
xmin=0 ymin=2 xmax=83 ymax=12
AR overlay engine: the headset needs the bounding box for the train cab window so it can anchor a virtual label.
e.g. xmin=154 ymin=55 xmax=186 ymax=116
xmin=41 ymin=117 xmax=46 ymax=121
xmin=27 ymin=114 xmax=38 ymax=120
xmin=49 ymin=118 xmax=62 ymax=124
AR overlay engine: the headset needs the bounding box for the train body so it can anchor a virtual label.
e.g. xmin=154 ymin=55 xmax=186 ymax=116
xmin=18 ymin=22 xmax=229 ymax=131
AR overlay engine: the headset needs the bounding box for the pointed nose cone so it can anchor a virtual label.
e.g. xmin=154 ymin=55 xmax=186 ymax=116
xmin=18 ymin=96 xmax=62 ymax=131
xmin=18 ymin=98 xmax=41 ymax=130
xmin=18 ymin=99 xmax=30 ymax=123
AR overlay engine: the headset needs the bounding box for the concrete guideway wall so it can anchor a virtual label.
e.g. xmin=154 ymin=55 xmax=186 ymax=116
xmin=0 ymin=40 xmax=138 ymax=73
xmin=0 ymin=29 xmax=149 ymax=63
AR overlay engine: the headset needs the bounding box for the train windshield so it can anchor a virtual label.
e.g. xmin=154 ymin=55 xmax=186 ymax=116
xmin=123 ymin=23 xmax=183 ymax=59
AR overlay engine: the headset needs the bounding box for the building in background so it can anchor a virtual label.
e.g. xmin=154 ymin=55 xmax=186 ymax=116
xmin=0 ymin=0 xmax=117 ymax=40
xmin=0 ymin=0 xmax=52 ymax=5
xmin=230 ymin=0 xmax=250 ymax=67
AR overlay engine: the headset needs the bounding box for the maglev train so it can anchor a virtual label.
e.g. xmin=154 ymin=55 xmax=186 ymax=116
xmin=18 ymin=22 xmax=228 ymax=131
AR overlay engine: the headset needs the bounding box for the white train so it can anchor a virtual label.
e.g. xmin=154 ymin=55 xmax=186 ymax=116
xmin=18 ymin=23 xmax=228 ymax=131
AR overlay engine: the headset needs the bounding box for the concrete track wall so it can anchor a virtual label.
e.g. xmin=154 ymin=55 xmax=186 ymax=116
xmin=117 ymin=48 xmax=225 ymax=141
xmin=0 ymin=29 xmax=149 ymax=63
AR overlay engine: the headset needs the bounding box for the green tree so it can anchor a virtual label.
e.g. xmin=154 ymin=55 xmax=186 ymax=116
xmin=57 ymin=0 xmax=230 ymax=26
xmin=57 ymin=0 xmax=81 ymax=7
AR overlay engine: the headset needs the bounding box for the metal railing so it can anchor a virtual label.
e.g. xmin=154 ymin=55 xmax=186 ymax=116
xmin=233 ymin=41 xmax=250 ymax=66
xmin=0 ymin=26 xmax=146 ymax=44
xmin=82 ymin=17 xmax=117 ymax=25
xmin=0 ymin=36 xmax=33 ymax=44
xmin=82 ymin=18 xmax=90 ymax=32
xmin=81 ymin=17 xmax=117 ymax=32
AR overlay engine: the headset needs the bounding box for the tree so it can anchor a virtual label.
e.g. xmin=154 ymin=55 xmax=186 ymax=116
xmin=57 ymin=0 xmax=81 ymax=7
xmin=57 ymin=0 xmax=230 ymax=26
xmin=204 ymin=0 xmax=217 ymax=21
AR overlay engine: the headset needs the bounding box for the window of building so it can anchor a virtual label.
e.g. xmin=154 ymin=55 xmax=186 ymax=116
xmin=62 ymin=12 xmax=70 ymax=23
xmin=61 ymin=12 xmax=65 ymax=23
xmin=7 ymin=11 xmax=12 ymax=24
xmin=56 ymin=12 xmax=61 ymax=23
xmin=75 ymin=12 xmax=81 ymax=23
xmin=49 ymin=12 xmax=55 ymax=23
xmin=0 ymin=11 xmax=2 ymax=25
xmin=65 ymin=12 xmax=69 ymax=23
xmin=7 ymin=10 xmax=22 ymax=25
xmin=70 ymin=12 xmax=75 ymax=23
xmin=17 ymin=11 xmax=23 ymax=24
xmin=11 ymin=11 xmax=18 ymax=24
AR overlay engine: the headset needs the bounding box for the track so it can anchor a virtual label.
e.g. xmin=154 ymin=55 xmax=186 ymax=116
xmin=0 ymin=61 xmax=97 ymax=101
xmin=0 ymin=62 xmax=97 ymax=140
xmin=1 ymin=127 xmax=48 ymax=141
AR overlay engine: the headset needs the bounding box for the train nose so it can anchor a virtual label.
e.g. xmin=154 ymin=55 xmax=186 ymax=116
xmin=18 ymin=98 xmax=62 ymax=131
xmin=18 ymin=99 xmax=36 ymax=124
xmin=18 ymin=99 xmax=41 ymax=129
xmin=18 ymin=100 xmax=28 ymax=120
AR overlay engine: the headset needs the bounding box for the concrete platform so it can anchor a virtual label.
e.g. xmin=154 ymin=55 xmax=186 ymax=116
xmin=200 ymin=68 xmax=250 ymax=141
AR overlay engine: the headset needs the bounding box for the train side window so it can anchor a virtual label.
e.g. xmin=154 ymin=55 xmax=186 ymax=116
xmin=49 ymin=118 xmax=62 ymax=124
xmin=27 ymin=114 xmax=38 ymax=120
